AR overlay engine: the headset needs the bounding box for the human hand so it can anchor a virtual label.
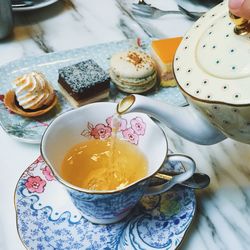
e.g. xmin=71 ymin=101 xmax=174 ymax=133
xmin=229 ymin=0 xmax=250 ymax=19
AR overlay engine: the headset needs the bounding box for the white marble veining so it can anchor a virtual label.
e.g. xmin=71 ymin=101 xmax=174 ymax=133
xmin=1 ymin=0 xmax=250 ymax=250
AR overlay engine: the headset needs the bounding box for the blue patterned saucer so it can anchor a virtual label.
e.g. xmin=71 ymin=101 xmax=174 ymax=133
xmin=14 ymin=156 xmax=196 ymax=250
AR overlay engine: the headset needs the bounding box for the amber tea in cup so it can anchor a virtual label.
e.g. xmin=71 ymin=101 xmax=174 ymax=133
xmin=60 ymin=136 xmax=148 ymax=191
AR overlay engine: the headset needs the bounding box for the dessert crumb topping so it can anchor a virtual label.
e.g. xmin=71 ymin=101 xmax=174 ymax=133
xmin=127 ymin=51 xmax=143 ymax=65
xmin=125 ymin=51 xmax=154 ymax=70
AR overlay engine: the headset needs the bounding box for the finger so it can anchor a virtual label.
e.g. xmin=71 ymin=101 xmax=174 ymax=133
xmin=229 ymin=0 xmax=250 ymax=20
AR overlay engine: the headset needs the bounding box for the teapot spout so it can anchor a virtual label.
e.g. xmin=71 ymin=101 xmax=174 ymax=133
xmin=117 ymin=94 xmax=226 ymax=145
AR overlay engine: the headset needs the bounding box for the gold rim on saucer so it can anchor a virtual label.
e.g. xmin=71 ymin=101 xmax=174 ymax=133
xmin=4 ymin=90 xmax=57 ymax=117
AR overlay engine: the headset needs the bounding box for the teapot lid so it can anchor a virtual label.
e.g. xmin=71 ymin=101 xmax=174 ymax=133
xmin=174 ymin=1 xmax=250 ymax=105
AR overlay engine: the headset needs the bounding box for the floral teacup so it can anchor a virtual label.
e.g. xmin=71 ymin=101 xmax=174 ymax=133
xmin=41 ymin=102 xmax=196 ymax=224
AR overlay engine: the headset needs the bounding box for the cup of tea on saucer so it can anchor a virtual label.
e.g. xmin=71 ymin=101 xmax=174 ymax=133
xmin=41 ymin=102 xmax=196 ymax=224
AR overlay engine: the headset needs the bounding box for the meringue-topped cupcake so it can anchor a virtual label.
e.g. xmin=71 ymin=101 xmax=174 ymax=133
xmin=4 ymin=71 xmax=57 ymax=117
xmin=13 ymin=72 xmax=55 ymax=110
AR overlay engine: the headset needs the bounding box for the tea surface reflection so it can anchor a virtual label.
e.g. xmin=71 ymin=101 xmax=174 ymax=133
xmin=60 ymin=137 xmax=148 ymax=191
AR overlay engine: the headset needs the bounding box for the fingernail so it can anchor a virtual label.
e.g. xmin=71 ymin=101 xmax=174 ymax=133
xmin=229 ymin=0 xmax=245 ymax=9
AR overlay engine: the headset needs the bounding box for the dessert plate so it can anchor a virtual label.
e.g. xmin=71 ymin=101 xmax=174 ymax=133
xmin=15 ymin=156 xmax=196 ymax=250
xmin=12 ymin=0 xmax=58 ymax=12
xmin=0 ymin=39 xmax=186 ymax=144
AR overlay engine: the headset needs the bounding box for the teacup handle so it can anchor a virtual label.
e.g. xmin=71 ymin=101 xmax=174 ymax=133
xmin=145 ymin=154 xmax=196 ymax=196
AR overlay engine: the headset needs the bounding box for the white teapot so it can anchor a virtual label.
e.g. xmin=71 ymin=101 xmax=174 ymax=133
xmin=117 ymin=1 xmax=250 ymax=145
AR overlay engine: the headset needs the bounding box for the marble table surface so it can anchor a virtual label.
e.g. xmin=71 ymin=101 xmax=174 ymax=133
xmin=1 ymin=0 xmax=250 ymax=249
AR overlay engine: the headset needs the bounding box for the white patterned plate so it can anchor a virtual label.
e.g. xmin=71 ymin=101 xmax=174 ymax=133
xmin=0 ymin=39 xmax=187 ymax=144
xmin=15 ymin=155 xmax=196 ymax=250
xmin=12 ymin=0 xmax=58 ymax=12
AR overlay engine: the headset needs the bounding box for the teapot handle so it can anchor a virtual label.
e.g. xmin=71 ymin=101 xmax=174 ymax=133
xmin=145 ymin=154 xmax=196 ymax=196
xmin=229 ymin=11 xmax=250 ymax=35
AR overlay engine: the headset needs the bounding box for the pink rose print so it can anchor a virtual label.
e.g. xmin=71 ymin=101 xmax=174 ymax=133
xmin=25 ymin=176 xmax=46 ymax=193
xmin=106 ymin=116 xmax=112 ymax=126
xmin=42 ymin=166 xmax=55 ymax=181
xmin=34 ymin=156 xmax=44 ymax=164
xmin=122 ymin=128 xmax=139 ymax=145
xmin=131 ymin=117 xmax=146 ymax=135
xmin=119 ymin=119 xmax=127 ymax=131
xmin=90 ymin=124 xmax=112 ymax=139
xmin=106 ymin=116 xmax=127 ymax=131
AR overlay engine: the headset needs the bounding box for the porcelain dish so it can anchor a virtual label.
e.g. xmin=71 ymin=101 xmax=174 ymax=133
xmin=15 ymin=155 xmax=196 ymax=250
xmin=0 ymin=39 xmax=186 ymax=144
xmin=12 ymin=0 xmax=58 ymax=11
xmin=41 ymin=101 xmax=196 ymax=224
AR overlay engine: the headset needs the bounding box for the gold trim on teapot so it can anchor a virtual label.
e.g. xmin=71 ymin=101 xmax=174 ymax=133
xmin=229 ymin=11 xmax=250 ymax=35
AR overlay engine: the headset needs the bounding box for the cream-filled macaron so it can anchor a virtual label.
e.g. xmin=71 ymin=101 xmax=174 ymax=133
xmin=110 ymin=50 xmax=157 ymax=93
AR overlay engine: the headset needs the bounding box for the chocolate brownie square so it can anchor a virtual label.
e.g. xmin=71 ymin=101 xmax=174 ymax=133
xmin=58 ymin=59 xmax=110 ymax=107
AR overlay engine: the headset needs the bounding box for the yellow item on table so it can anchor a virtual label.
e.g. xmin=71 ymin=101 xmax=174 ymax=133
xmin=151 ymin=37 xmax=182 ymax=87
